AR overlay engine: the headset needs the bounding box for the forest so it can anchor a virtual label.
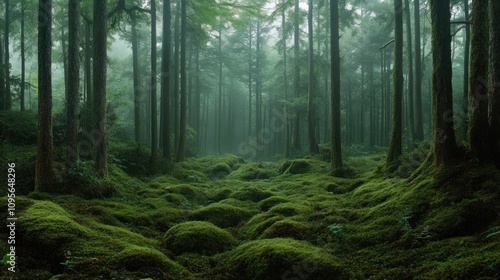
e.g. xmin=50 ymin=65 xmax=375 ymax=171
xmin=0 ymin=0 xmax=499 ymax=279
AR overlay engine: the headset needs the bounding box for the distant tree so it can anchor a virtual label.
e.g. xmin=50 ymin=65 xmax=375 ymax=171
xmin=281 ymin=0 xmax=290 ymax=157
xmin=459 ymin=0 xmax=470 ymax=141
xmin=4 ymin=0 xmax=11 ymax=110
xmin=93 ymin=0 xmax=108 ymax=177
xmin=489 ymin=0 xmax=500 ymax=165
xmin=176 ymin=0 xmax=187 ymax=162
xmin=404 ymin=0 xmax=415 ymax=140
xmin=150 ymin=0 xmax=158 ymax=170
xmin=36 ymin=0 xmax=55 ymax=191
xmin=468 ymin=0 xmax=489 ymax=162
xmin=307 ymin=0 xmax=318 ymax=154
xmin=291 ymin=0 xmax=301 ymax=152
xmin=0 ymin=25 xmax=4 ymax=111
xmin=66 ymin=0 xmax=80 ymax=167
xmin=132 ymin=13 xmax=142 ymax=143
xmin=414 ymin=0 xmax=424 ymax=141
xmin=430 ymin=0 xmax=458 ymax=167
xmin=386 ymin=0 xmax=403 ymax=168
xmin=330 ymin=0 xmax=342 ymax=169
xmin=20 ymin=1 xmax=26 ymax=111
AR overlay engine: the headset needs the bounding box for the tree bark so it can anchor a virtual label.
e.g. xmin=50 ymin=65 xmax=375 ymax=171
xmin=150 ymin=0 xmax=158 ymax=170
xmin=307 ymin=0 xmax=318 ymax=154
xmin=161 ymin=0 xmax=172 ymax=160
xmin=489 ymin=0 xmax=500 ymax=165
xmin=36 ymin=0 xmax=55 ymax=191
xmin=93 ymin=0 xmax=108 ymax=177
xmin=292 ymin=0 xmax=301 ymax=152
xmin=414 ymin=0 xmax=424 ymax=141
xmin=459 ymin=0 xmax=470 ymax=141
xmin=132 ymin=15 xmax=142 ymax=143
xmin=5 ymin=0 xmax=11 ymax=110
xmin=173 ymin=0 xmax=180 ymax=153
xmin=282 ymin=1 xmax=290 ymax=157
xmin=430 ymin=0 xmax=458 ymax=167
xmin=21 ymin=4 xmax=26 ymax=111
xmin=330 ymin=0 xmax=342 ymax=168
xmin=404 ymin=0 xmax=415 ymax=141
xmin=66 ymin=0 xmax=81 ymax=168
xmin=176 ymin=0 xmax=187 ymax=162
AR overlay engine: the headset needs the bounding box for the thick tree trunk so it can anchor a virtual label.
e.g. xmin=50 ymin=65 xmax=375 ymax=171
xmin=150 ymin=0 xmax=158 ymax=170
xmin=386 ymin=0 xmax=404 ymax=168
xmin=460 ymin=0 xmax=470 ymax=141
xmin=307 ymin=0 xmax=318 ymax=154
xmin=36 ymin=0 xmax=55 ymax=191
xmin=176 ymin=0 xmax=187 ymax=162
xmin=330 ymin=0 xmax=342 ymax=168
xmin=414 ymin=0 xmax=424 ymax=141
xmin=489 ymin=0 xmax=500 ymax=165
xmin=93 ymin=0 xmax=108 ymax=177
xmin=161 ymin=0 xmax=172 ymax=160
xmin=66 ymin=0 xmax=81 ymax=167
xmin=430 ymin=0 xmax=458 ymax=167
xmin=468 ymin=0 xmax=490 ymax=162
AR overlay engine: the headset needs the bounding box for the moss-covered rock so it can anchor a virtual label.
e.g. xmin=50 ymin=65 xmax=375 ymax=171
xmin=110 ymin=245 xmax=190 ymax=279
xmin=223 ymin=238 xmax=345 ymax=280
xmin=190 ymin=203 xmax=253 ymax=228
xmin=230 ymin=186 xmax=273 ymax=202
xmin=260 ymin=219 xmax=312 ymax=240
xmin=163 ymin=221 xmax=236 ymax=255
xmin=259 ymin=196 xmax=289 ymax=211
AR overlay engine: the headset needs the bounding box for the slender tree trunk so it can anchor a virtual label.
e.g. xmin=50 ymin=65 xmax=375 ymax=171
xmin=292 ymin=0 xmax=301 ymax=152
xmin=360 ymin=64 xmax=365 ymax=144
xmin=176 ymin=0 xmax=187 ymax=162
xmin=248 ymin=24 xmax=253 ymax=138
xmin=0 ymin=31 xmax=4 ymax=111
xmin=66 ymin=0 xmax=80 ymax=168
xmin=195 ymin=44 xmax=201 ymax=152
xmin=93 ymin=0 xmax=108 ymax=177
xmin=386 ymin=0 xmax=404 ymax=167
xmin=150 ymin=0 xmax=158 ymax=170
xmin=218 ymin=26 xmax=223 ymax=154
xmin=132 ymin=16 xmax=142 ymax=143
xmin=404 ymin=0 xmax=415 ymax=141
xmin=308 ymin=0 xmax=319 ymax=154
xmin=173 ymin=0 xmax=180 ymax=152
xmin=489 ymin=0 xmax=500 ymax=165
xmin=282 ymin=2 xmax=289 ymax=157
xmin=414 ymin=0 xmax=424 ymax=141
xmin=36 ymin=0 xmax=55 ymax=191
xmin=430 ymin=0 xmax=458 ymax=167
xmin=468 ymin=0 xmax=490 ymax=162
xmin=161 ymin=0 xmax=172 ymax=160
xmin=5 ymin=0 xmax=11 ymax=110
xmin=330 ymin=0 xmax=342 ymax=168
xmin=84 ymin=20 xmax=93 ymax=128
xmin=460 ymin=0 xmax=470 ymax=141
xmin=61 ymin=28 xmax=68 ymax=102
xmin=256 ymin=19 xmax=262 ymax=158
xmin=21 ymin=4 xmax=25 ymax=111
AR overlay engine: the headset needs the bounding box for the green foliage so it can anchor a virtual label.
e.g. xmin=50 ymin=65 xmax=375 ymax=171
xmin=0 ymin=111 xmax=38 ymax=145
xmin=229 ymin=186 xmax=272 ymax=202
xmin=190 ymin=203 xmax=253 ymax=228
xmin=279 ymin=159 xmax=311 ymax=174
xmin=109 ymin=143 xmax=153 ymax=176
xmin=62 ymin=161 xmax=117 ymax=199
xmin=162 ymin=221 xmax=236 ymax=255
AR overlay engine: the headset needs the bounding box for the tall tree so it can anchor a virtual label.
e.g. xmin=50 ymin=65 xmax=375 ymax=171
xmin=20 ymin=2 xmax=26 ymax=111
xmin=430 ymin=0 xmax=458 ymax=167
xmin=414 ymin=0 xmax=424 ymax=141
xmin=468 ymin=0 xmax=489 ymax=162
xmin=307 ymin=0 xmax=318 ymax=154
xmin=150 ymin=0 xmax=158 ymax=169
xmin=490 ymin=0 xmax=500 ymax=165
xmin=176 ymin=0 xmax=187 ymax=162
xmin=0 ymin=27 xmax=4 ymax=111
xmin=36 ymin=0 xmax=55 ymax=191
xmin=173 ymin=0 xmax=181 ymax=152
xmin=66 ymin=0 xmax=81 ymax=167
xmin=404 ymin=0 xmax=415 ymax=140
xmin=282 ymin=0 xmax=290 ymax=157
xmin=93 ymin=0 xmax=108 ymax=177
xmin=330 ymin=0 xmax=342 ymax=169
xmin=132 ymin=14 xmax=142 ymax=143
xmin=292 ymin=0 xmax=301 ymax=152
xmin=4 ymin=0 xmax=11 ymax=110
xmin=161 ymin=0 xmax=172 ymax=160
xmin=386 ymin=0 xmax=404 ymax=168
xmin=459 ymin=0 xmax=470 ymax=141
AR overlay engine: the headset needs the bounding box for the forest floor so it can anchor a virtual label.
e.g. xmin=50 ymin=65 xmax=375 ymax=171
xmin=1 ymin=145 xmax=499 ymax=280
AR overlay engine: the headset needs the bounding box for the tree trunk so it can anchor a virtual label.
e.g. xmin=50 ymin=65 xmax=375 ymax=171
xmin=292 ymin=0 xmax=301 ymax=152
xmin=21 ymin=4 xmax=26 ymax=111
xmin=132 ymin=16 xmax=142 ymax=143
xmin=386 ymin=0 xmax=404 ymax=168
xmin=489 ymin=0 xmax=500 ymax=165
xmin=176 ymin=0 xmax=187 ymax=162
xmin=218 ymin=26 xmax=223 ymax=154
xmin=460 ymin=0 xmax=470 ymax=141
xmin=330 ymin=0 xmax=342 ymax=168
xmin=61 ymin=28 xmax=68 ymax=102
xmin=5 ymin=0 xmax=11 ymax=110
xmin=282 ymin=2 xmax=290 ymax=158
xmin=256 ymin=19 xmax=262 ymax=158
xmin=308 ymin=0 xmax=319 ymax=154
xmin=414 ymin=0 xmax=424 ymax=141
xmin=36 ymin=0 xmax=55 ymax=191
xmin=468 ymin=0 xmax=490 ymax=162
xmin=173 ymin=0 xmax=180 ymax=153
xmin=66 ymin=0 xmax=80 ymax=168
xmin=430 ymin=0 xmax=458 ymax=167
xmin=84 ymin=20 xmax=93 ymax=128
xmin=161 ymin=0 xmax=172 ymax=160
xmin=0 ymin=24 xmax=4 ymax=110
xmin=150 ymin=0 xmax=158 ymax=170
xmin=195 ymin=44 xmax=201 ymax=152
xmin=248 ymin=24 xmax=252 ymax=138
xmin=404 ymin=0 xmax=415 ymax=141
xmin=93 ymin=0 xmax=108 ymax=177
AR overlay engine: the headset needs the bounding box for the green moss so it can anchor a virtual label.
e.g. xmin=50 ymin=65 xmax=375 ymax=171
xmin=260 ymin=219 xmax=312 ymax=240
xmin=223 ymin=238 xmax=345 ymax=280
xmin=259 ymin=196 xmax=289 ymax=211
xmin=163 ymin=221 xmax=236 ymax=255
xmin=209 ymin=188 xmax=233 ymax=202
xmin=209 ymin=163 xmax=232 ymax=178
xmin=190 ymin=203 xmax=253 ymax=228
xmin=239 ymin=213 xmax=285 ymax=239
xmin=166 ymin=185 xmax=208 ymax=204
xmin=267 ymin=202 xmax=310 ymax=217
xmin=279 ymin=159 xmax=311 ymax=174
xmin=110 ymin=245 xmax=190 ymax=279
xmin=227 ymin=162 xmax=277 ymax=180
xmin=230 ymin=186 xmax=273 ymax=202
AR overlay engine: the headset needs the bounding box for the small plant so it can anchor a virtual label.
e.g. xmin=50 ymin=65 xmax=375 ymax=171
xmin=483 ymin=226 xmax=500 ymax=239
xmin=327 ymin=223 xmax=344 ymax=243
xmin=397 ymin=208 xmax=413 ymax=233
xmin=412 ymin=225 xmax=432 ymax=247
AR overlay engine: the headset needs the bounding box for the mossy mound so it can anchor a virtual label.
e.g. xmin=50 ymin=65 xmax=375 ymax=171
xmin=227 ymin=162 xmax=277 ymax=180
xmin=209 ymin=188 xmax=233 ymax=202
xmin=279 ymin=159 xmax=311 ymax=174
xmin=267 ymin=202 xmax=310 ymax=217
xmin=162 ymin=221 xmax=236 ymax=255
xmin=190 ymin=203 xmax=253 ymax=228
xmin=259 ymin=196 xmax=289 ymax=211
xmin=166 ymin=185 xmax=208 ymax=204
xmin=239 ymin=213 xmax=285 ymax=239
xmin=209 ymin=163 xmax=232 ymax=178
xmin=260 ymin=219 xmax=312 ymax=240
xmin=230 ymin=186 xmax=273 ymax=202
xmin=110 ymin=245 xmax=190 ymax=279
xmin=222 ymin=238 xmax=345 ymax=280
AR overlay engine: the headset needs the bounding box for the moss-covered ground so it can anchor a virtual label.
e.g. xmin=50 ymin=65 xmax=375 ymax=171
xmin=1 ymin=151 xmax=499 ymax=279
